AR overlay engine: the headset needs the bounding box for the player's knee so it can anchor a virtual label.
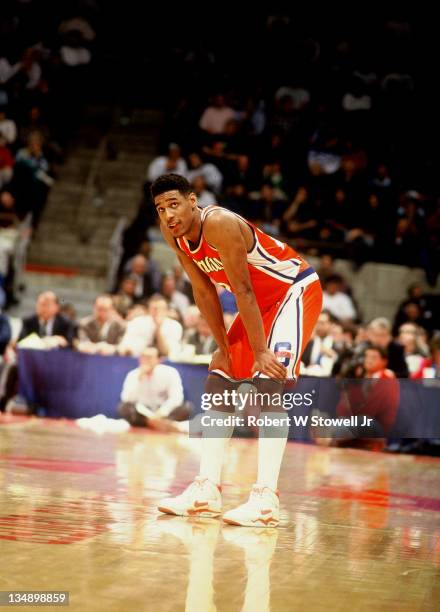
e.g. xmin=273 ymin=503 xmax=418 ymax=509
xmin=251 ymin=378 xmax=285 ymax=413
xmin=203 ymin=374 xmax=238 ymax=413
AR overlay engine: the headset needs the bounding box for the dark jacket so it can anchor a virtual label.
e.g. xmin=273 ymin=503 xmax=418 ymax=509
xmin=0 ymin=314 xmax=11 ymax=355
xmin=78 ymin=316 xmax=126 ymax=345
xmin=19 ymin=314 xmax=76 ymax=346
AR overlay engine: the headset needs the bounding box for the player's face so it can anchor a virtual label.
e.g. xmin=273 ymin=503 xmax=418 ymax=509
xmin=155 ymin=190 xmax=197 ymax=237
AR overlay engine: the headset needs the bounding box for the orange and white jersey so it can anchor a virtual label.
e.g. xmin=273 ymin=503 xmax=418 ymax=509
xmin=176 ymin=205 xmax=319 ymax=310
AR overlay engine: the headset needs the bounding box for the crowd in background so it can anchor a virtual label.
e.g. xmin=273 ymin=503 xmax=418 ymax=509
xmin=0 ymin=257 xmax=438 ymax=452
xmin=0 ymin=1 xmax=97 ymax=306
xmin=117 ymin=14 xmax=439 ymax=286
xmin=0 ymin=5 xmax=438 ymax=454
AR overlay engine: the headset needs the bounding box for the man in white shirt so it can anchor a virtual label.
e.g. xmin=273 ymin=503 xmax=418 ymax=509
xmin=322 ymin=275 xmax=357 ymax=322
xmin=147 ymin=143 xmax=187 ymax=183
xmin=186 ymin=152 xmax=223 ymax=194
xmin=301 ymin=310 xmax=337 ymax=377
xmin=199 ymin=94 xmax=236 ymax=135
xmin=118 ymin=347 xmax=189 ymax=431
xmin=118 ymin=295 xmax=183 ymax=357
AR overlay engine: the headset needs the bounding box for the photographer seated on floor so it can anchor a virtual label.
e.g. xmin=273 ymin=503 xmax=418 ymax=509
xmin=118 ymin=347 xmax=191 ymax=433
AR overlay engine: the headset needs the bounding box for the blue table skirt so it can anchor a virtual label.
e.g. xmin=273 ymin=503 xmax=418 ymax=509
xmin=18 ymin=348 xmax=207 ymax=419
xmin=17 ymin=349 xmax=440 ymax=439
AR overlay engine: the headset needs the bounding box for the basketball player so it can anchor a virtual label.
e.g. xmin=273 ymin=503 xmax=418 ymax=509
xmin=154 ymin=174 xmax=322 ymax=526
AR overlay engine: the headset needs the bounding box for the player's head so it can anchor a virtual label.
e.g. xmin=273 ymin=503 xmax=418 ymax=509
xmin=139 ymin=347 xmax=160 ymax=373
xmin=151 ymin=173 xmax=198 ymax=238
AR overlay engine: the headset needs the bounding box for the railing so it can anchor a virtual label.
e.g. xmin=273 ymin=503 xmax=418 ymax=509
xmin=74 ymin=137 xmax=107 ymax=243
xmin=106 ymin=216 xmax=127 ymax=292
xmin=13 ymin=212 xmax=33 ymax=296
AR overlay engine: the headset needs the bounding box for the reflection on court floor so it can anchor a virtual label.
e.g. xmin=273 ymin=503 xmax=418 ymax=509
xmin=0 ymin=415 xmax=439 ymax=611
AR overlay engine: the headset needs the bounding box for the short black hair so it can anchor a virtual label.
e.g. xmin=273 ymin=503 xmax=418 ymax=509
xmin=150 ymin=174 xmax=192 ymax=200
xmin=365 ymin=344 xmax=388 ymax=360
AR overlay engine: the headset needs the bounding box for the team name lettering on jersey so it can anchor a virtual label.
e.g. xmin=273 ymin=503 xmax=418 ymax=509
xmin=195 ymin=256 xmax=224 ymax=274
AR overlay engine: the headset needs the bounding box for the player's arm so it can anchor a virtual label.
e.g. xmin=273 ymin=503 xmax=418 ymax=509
xmin=160 ymin=223 xmax=230 ymax=359
xmin=204 ymin=212 xmax=287 ymax=380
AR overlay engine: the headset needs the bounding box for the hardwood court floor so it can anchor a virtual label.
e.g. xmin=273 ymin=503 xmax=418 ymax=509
xmin=0 ymin=415 xmax=439 ymax=611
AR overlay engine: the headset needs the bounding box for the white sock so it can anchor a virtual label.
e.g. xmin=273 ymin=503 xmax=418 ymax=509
xmin=257 ymin=412 xmax=289 ymax=490
xmin=199 ymin=410 xmax=235 ymax=485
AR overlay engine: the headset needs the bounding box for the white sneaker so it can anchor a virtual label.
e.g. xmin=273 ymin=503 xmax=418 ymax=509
xmin=222 ymin=485 xmax=280 ymax=527
xmin=158 ymin=476 xmax=222 ymax=518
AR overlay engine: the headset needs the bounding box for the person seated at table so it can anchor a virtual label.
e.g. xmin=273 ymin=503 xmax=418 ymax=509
xmin=18 ymin=290 xmax=76 ymax=348
xmin=117 ymin=294 xmax=183 ymax=357
xmin=118 ymin=347 xmax=191 ymax=432
xmin=0 ymin=292 xmax=75 ymax=413
xmin=77 ymin=295 xmax=125 ymax=355
xmin=183 ymin=314 xmax=217 ymax=356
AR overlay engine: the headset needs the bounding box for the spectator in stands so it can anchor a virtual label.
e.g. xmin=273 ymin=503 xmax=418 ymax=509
xmin=316 ymin=253 xmax=336 ymax=285
xmin=0 ymin=107 xmax=17 ymax=145
xmin=0 ymin=188 xmax=20 ymax=228
xmin=202 ymin=129 xmax=251 ymax=189
xmin=113 ymin=276 xmax=137 ymax=317
xmin=392 ymin=197 xmax=424 ymax=266
xmin=262 ymin=160 xmax=287 ymax=201
xmin=186 ymin=152 xmax=223 ymax=194
xmin=365 ymin=317 xmax=409 ymax=378
xmin=282 ymin=185 xmax=319 ymax=241
xmin=250 ymin=184 xmax=285 ymax=233
xmin=190 ymin=175 xmax=215 ymax=208
xmin=336 ymin=346 xmax=399 ymax=440
xmin=123 ymin=254 xmax=160 ymax=300
xmin=412 ymin=335 xmax=440 ymax=379
xmin=173 ymin=264 xmax=193 ymax=300
xmin=118 ymin=294 xmax=183 ymax=357
xmin=199 ymin=93 xmax=236 ymax=136
xmin=219 ymin=183 xmax=250 ymax=217
xmin=271 ymin=95 xmax=298 ymax=139
xmin=397 ymin=323 xmax=427 ymax=375
xmin=275 ymin=80 xmax=311 ymax=111
xmin=147 ymin=143 xmax=187 ymax=183
xmin=324 ymin=188 xmax=355 ymax=242
xmin=341 ymin=76 xmax=372 ymax=112
xmin=301 ymin=310 xmax=337 ymax=376
xmin=59 ymin=303 xmax=78 ymax=335
xmin=393 ymin=283 xmax=438 ymax=334
xmin=322 ymin=275 xmax=357 ymax=322
xmin=0 ymin=134 xmax=14 ymax=190
xmin=118 ymin=347 xmax=189 ymax=431
xmin=59 ymin=30 xmax=92 ymax=67
xmin=160 ymin=272 xmax=190 ymax=319
xmin=77 ymin=295 xmax=125 ymax=355
xmin=18 ymin=291 xmax=76 ymax=348
xmin=392 ymin=300 xmax=425 ymax=336
xmin=182 ymin=305 xmax=201 ymax=341
xmin=183 ymin=315 xmax=216 ymax=356
xmin=369 ymin=163 xmax=394 ymax=198
xmin=123 ymin=241 xmax=161 ymax=291
xmin=14 ymin=131 xmax=53 ymax=226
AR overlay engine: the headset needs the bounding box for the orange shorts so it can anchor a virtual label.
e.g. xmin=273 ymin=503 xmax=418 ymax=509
xmin=211 ymin=276 xmax=323 ymax=380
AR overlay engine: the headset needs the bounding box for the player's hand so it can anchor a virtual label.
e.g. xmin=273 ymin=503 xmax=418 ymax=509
xmin=209 ymin=348 xmax=233 ymax=376
xmin=152 ymin=312 xmax=166 ymax=327
xmin=252 ymin=349 xmax=287 ymax=380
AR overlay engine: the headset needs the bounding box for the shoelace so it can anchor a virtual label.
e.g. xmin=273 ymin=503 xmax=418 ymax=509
xmin=251 ymin=486 xmax=266 ymax=499
xmin=182 ymin=477 xmax=208 ymax=500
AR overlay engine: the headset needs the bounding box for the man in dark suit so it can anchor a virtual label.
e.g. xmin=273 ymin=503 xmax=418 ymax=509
xmin=366 ymin=317 xmax=409 ymax=378
xmin=19 ymin=291 xmax=76 ymax=347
